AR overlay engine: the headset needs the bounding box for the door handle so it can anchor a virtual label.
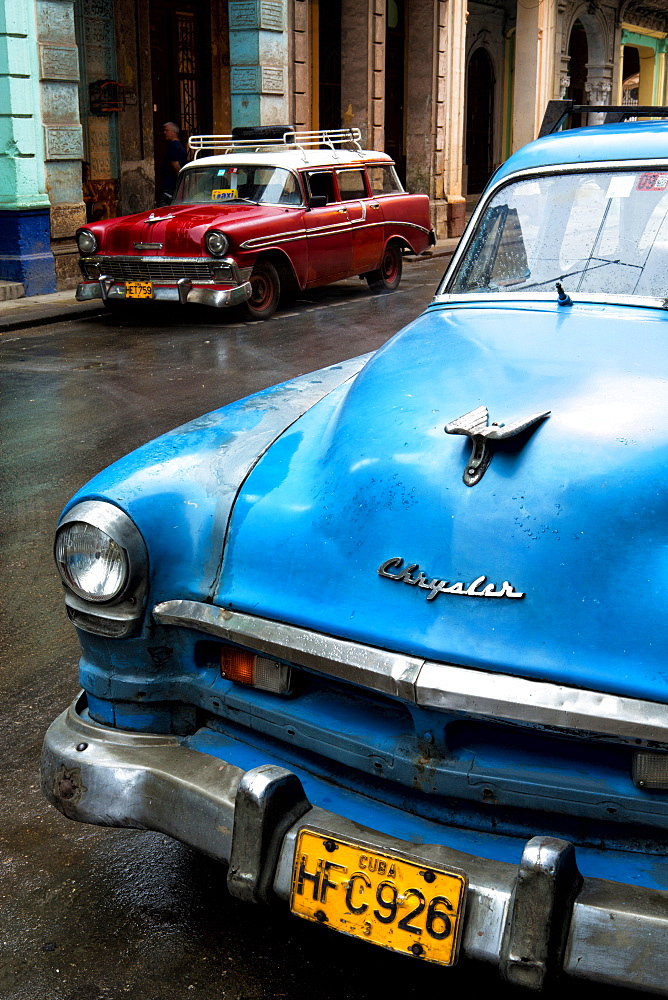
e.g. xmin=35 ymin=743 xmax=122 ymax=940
xmin=370 ymin=202 xmax=380 ymax=209
xmin=335 ymin=208 xmax=346 ymax=214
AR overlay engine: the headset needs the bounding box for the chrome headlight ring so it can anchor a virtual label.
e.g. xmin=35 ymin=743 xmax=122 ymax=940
xmin=205 ymin=230 xmax=229 ymax=256
xmin=77 ymin=229 xmax=98 ymax=254
xmin=54 ymin=501 xmax=148 ymax=637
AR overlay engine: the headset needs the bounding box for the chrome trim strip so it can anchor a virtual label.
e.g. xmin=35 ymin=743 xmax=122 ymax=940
xmin=152 ymin=601 xmax=668 ymax=746
xmin=86 ymin=255 xmax=216 ymax=264
xmin=416 ymin=661 xmax=668 ymax=745
xmin=432 ymin=291 xmax=668 ymax=311
xmin=152 ymin=602 xmax=422 ymax=702
xmin=439 ymin=158 xmax=668 ymax=306
xmin=240 ymin=220 xmax=350 ymax=250
xmin=41 ymin=695 xmax=668 ymax=992
xmin=241 ymin=218 xmax=428 ymax=252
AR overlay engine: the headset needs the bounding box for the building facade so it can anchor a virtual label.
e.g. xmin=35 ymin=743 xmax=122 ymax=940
xmin=1 ymin=0 xmax=667 ymax=295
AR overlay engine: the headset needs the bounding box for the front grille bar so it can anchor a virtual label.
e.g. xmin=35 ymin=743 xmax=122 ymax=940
xmin=153 ymin=600 xmax=668 ymax=749
xmin=82 ymin=255 xmax=220 ymax=283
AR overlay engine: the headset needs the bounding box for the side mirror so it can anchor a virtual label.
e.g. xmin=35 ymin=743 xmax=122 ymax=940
xmin=308 ymin=195 xmax=328 ymax=209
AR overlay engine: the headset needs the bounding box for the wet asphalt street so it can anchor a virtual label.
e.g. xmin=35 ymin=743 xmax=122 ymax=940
xmin=0 ymin=260 xmax=633 ymax=1000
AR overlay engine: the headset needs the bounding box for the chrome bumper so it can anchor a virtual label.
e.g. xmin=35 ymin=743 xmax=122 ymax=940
xmin=41 ymin=694 xmax=668 ymax=994
xmin=76 ymin=278 xmax=252 ymax=308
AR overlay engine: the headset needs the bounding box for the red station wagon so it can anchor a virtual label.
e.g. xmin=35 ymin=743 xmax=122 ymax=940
xmin=75 ymin=127 xmax=435 ymax=319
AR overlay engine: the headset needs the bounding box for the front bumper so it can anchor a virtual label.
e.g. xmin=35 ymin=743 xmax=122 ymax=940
xmin=76 ymin=278 xmax=252 ymax=308
xmin=42 ymin=694 xmax=668 ymax=994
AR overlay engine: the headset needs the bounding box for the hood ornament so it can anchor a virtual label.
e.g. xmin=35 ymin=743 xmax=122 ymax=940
xmin=146 ymin=212 xmax=174 ymax=223
xmin=445 ymin=405 xmax=550 ymax=486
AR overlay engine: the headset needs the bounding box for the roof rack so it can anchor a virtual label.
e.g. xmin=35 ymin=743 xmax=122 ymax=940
xmin=539 ymin=100 xmax=668 ymax=137
xmin=188 ymin=127 xmax=363 ymax=159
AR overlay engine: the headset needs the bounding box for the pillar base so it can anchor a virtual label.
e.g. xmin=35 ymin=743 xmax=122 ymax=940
xmin=0 ymin=209 xmax=57 ymax=296
xmin=431 ymin=197 xmax=467 ymax=239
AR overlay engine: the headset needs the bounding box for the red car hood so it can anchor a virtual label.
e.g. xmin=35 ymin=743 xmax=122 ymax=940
xmin=90 ymin=202 xmax=291 ymax=256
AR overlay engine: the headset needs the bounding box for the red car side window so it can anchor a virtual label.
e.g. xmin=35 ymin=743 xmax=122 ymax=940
xmin=306 ymin=171 xmax=337 ymax=204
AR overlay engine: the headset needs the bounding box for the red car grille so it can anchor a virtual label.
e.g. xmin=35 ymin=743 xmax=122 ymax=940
xmin=97 ymin=256 xmax=216 ymax=282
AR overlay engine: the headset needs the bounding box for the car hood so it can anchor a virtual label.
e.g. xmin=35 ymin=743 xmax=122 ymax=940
xmin=94 ymin=202 xmax=290 ymax=255
xmin=217 ymin=299 xmax=668 ymax=704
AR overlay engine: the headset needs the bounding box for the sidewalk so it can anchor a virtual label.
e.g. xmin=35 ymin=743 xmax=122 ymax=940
xmin=0 ymin=287 xmax=105 ymax=334
xmin=0 ymin=237 xmax=461 ymax=335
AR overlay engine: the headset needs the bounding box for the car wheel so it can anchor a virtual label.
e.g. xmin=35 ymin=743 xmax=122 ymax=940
xmin=366 ymin=244 xmax=402 ymax=292
xmin=244 ymin=261 xmax=281 ymax=320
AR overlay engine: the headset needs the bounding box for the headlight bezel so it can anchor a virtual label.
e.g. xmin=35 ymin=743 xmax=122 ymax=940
xmin=77 ymin=229 xmax=98 ymax=254
xmin=54 ymin=501 xmax=149 ymax=636
xmin=205 ymin=229 xmax=229 ymax=257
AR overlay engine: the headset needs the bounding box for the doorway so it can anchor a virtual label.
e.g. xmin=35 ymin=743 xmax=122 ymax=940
xmin=465 ymin=48 xmax=495 ymax=194
xmin=149 ymin=0 xmax=212 ymax=201
xmin=318 ymin=0 xmax=342 ymax=130
xmin=567 ymin=20 xmax=588 ymax=127
xmin=385 ymin=0 xmax=406 ymax=184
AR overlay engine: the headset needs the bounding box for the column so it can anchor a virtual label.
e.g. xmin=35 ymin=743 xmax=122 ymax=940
xmin=35 ymin=0 xmax=85 ymax=289
xmin=512 ymin=0 xmax=557 ymax=151
xmin=290 ymin=0 xmax=310 ymax=131
xmin=0 ymin=0 xmax=56 ymax=294
xmin=341 ymin=0 xmax=385 ymax=150
xmin=228 ymin=0 xmax=290 ymax=127
xmin=115 ymin=0 xmax=154 ymax=214
xmin=441 ymin=0 xmax=467 ymax=237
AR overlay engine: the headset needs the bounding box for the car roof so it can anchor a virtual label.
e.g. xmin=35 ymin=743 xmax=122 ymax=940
xmin=495 ymin=119 xmax=668 ymax=184
xmin=181 ymin=149 xmax=394 ymax=172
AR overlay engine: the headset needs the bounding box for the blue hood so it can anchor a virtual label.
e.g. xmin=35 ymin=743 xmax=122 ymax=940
xmin=218 ymin=299 xmax=668 ymax=704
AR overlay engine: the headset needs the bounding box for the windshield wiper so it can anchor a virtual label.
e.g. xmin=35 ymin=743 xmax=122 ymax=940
xmin=519 ymin=258 xmax=641 ymax=291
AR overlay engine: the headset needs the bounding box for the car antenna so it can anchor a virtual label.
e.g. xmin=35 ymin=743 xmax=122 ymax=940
xmin=555 ymin=281 xmax=573 ymax=307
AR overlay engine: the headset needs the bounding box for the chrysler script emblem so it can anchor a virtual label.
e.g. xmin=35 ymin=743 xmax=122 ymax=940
xmin=378 ymin=558 xmax=524 ymax=601
xmin=445 ymin=405 xmax=551 ymax=486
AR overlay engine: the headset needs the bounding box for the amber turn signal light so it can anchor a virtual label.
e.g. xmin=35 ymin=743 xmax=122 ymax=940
xmin=220 ymin=645 xmax=292 ymax=694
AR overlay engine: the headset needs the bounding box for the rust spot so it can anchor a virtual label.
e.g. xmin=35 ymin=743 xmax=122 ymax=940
xmin=54 ymin=766 xmax=86 ymax=816
xmin=412 ymin=739 xmax=441 ymax=791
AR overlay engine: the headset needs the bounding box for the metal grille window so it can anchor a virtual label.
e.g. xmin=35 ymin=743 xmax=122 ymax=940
xmin=177 ymin=12 xmax=198 ymax=136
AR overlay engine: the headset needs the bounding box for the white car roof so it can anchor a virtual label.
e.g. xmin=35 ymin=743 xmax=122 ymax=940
xmin=181 ymin=149 xmax=394 ymax=172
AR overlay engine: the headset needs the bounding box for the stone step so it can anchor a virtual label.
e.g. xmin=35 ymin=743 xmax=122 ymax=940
xmin=0 ymin=281 xmax=25 ymax=302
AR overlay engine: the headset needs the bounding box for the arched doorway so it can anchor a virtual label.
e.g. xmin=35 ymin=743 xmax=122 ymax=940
xmin=465 ymin=48 xmax=494 ymax=195
xmin=567 ymin=20 xmax=589 ymax=127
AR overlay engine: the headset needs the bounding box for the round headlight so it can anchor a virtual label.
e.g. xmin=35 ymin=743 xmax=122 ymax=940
xmin=205 ymin=230 xmax=228 ymax=256
xmin=55 ymin=521 xmax=128 ymax=602
xmin=77 ymin=229 xmax=98 ymax=254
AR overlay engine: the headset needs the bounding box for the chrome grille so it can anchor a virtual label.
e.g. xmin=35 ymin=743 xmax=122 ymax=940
xmin=96 ymin=256 xmax=215 ymax=282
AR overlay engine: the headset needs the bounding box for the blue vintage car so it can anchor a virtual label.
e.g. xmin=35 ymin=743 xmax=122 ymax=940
xmin=42 ymin=107 xmax=668 ymax=992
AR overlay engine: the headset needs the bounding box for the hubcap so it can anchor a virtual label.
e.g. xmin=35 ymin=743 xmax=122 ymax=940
xmin=250 ymin=274 xmax=271 ymax=309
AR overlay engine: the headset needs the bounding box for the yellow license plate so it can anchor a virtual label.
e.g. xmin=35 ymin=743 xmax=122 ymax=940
xmin=125 ymin=280 xmax=153 ymax=299
xmin=290 ymin=830 xmax=467 ymax=966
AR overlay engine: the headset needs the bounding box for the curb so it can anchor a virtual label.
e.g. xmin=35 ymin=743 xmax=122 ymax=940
xmin=0 ymin=301 xmax=105 ymax=334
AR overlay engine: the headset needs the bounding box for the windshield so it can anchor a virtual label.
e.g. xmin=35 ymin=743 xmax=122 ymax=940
xmin=173 ymin=165 xmax=303 ymax=206
xmin=448 ymin=169 xmax=668 ymax=298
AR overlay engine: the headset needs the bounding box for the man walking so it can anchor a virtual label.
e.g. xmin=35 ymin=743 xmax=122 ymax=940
xmin=160 ymin=122 xmax=187 ymax=205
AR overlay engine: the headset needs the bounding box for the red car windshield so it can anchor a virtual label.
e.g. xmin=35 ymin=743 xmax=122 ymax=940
xmin=173 ymin=165 xmax=303 ymax=206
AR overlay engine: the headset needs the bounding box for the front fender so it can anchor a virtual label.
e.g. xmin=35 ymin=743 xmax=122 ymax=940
xmin=62 ymin=355 xmax=372 ymax=611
